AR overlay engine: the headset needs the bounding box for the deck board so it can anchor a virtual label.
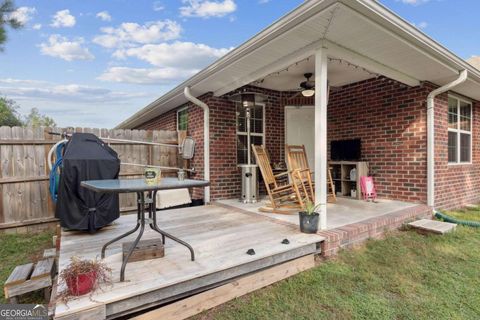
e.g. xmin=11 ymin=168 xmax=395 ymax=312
xmin=54 ymin=204 xmax=324 ymax=319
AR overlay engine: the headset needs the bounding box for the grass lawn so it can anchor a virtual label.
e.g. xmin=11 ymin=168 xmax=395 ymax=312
xmin=0 ymin=230 xmax=55 ymax=303
xmin=199 ymin=210 xmax=480 ymax=320
xmin=443 ymin=205 xmax=480 ymax=222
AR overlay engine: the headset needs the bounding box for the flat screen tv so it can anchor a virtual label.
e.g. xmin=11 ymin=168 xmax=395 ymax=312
xmin=331 ymin=139 xmax=361 ymax=161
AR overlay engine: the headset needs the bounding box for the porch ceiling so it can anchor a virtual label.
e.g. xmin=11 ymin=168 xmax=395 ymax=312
xmin=117 ymin=0 xmax=480 ymax=129
xmin=253 ymin=56 xmax=377 ymax=91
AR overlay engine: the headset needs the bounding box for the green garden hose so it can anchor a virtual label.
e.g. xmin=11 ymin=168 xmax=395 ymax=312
xmin=434 ymin=211 xmax=480 ymax=228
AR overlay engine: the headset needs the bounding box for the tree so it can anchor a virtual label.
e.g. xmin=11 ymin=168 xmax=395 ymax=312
xmin=0 ymin=0 xmax=22 ymax=51
xmin=0 ymin=96 xmax=23 ymax=126
xmin=24 ymin=107 xmax=56 ymax=127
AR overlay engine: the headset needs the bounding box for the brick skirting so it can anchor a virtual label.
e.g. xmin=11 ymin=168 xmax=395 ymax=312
xmin=318 ymin=204 xmax=433 ymax=257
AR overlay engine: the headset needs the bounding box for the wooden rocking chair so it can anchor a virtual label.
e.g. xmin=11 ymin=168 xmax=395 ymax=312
xmin=251 ymin=145 xmax=306 ymax=214
xmin=285 ymin=144 xmax=336 ymax=203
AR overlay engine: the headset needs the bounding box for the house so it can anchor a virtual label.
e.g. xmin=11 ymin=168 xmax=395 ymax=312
xmin=117 ymin=0 xmax=480 ymax=229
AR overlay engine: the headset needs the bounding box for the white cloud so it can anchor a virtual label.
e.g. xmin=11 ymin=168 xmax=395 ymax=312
xmin=417 ymin=21 xmax=428 ymax=29
xmin=98 ymin=67 xmax=197 ymax=84
xmin=0 ymin=78 xmax=152 ymax=127
xmin=113 ymin=41 xmax=231 ymax=69
xmin=180 ymin=0 xmax=236 ymax=18
xmin=412 ymin=21 xmax=428 ymax=29
xmin=32 ymin=23 xmax=42 ymax=30
xmin=50 ymin=9 xmax=76 ymax=28
xmin=96 ymin=11 xmax=112 ymax=22
xmin=0 ymin=78 xmax=49 ymax=86
xmin=153 ymin=1 xmax=165 ymax=11
xmin=9 ymin=6 xmax=36 ymax=25
xmin=39 ymin=35 xmax=94 ymax=61
xmin=397 ymin=0 xmax=430 ymax=5
xmin=93 ymin=20 xmax=181 ymax=48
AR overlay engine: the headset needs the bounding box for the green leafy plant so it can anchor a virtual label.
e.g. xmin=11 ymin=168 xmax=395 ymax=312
xmin=303 ymin=200 xmax=320 ymax=215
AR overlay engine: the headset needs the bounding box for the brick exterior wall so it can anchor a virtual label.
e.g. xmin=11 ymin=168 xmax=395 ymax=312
xmin=434 ymin=92 xmax=480 ymax=209
xmin=133 ymin=77 xmax=479 ymax=209
xmin=326 ymin=78 xmax=430 ymax=203
xmin=139 ymin=109 xmax=177 ymax=131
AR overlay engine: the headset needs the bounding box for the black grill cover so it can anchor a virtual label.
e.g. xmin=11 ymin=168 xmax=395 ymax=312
xmin=55 ymin=133 xmax=120 ymax=232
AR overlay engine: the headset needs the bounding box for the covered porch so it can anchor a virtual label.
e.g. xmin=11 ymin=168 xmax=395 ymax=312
xmin=217 ymin=197 xmax=418 ymax=230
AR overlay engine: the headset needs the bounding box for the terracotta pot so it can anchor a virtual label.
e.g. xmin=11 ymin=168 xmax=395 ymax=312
xmin=66 ymin=270 xmax=97 ymax=296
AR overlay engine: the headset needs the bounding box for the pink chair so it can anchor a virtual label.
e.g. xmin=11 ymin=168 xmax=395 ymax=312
xmin=360 ymin=176 xmax=377 ymax=201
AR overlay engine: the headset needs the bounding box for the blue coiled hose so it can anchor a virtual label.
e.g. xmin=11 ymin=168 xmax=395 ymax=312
xmin=434 ymin=210 xmax=480 ymax=228
xmin=49 ymin=142 xmax=65 ymax=202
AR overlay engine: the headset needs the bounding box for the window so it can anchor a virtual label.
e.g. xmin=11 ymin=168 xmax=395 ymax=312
xmin=177 ymin=107 xmax=188 ymax=131
xmin=448 ymin=96 xmax=472 ymax=164
xmin=236 ymin=103 xmax=265 ymax=164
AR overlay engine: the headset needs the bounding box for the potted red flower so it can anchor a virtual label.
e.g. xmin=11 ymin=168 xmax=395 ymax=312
xmin=60 ymin=257 xmax=111 ymax=297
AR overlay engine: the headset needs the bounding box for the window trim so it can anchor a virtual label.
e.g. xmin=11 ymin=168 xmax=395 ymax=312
xmin=448 ymin=94 xmax=472 ymax=165
xmin=176 ymin=107 xmax=188 ymax=131
xmin=236 ymin=103 xmax=266 ymax=165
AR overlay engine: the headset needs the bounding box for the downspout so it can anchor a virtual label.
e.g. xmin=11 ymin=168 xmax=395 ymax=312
xmin=184 ymin=87 xmax=210 ymax=204
xmin=427 ymin=70 xmax=468 ymax=208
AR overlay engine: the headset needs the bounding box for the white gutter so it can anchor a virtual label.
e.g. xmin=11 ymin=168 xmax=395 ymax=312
xmin=184 ymin=87 xmax=210 ymax=204
xmin=427 ymin=70 xmax=468 ymax=207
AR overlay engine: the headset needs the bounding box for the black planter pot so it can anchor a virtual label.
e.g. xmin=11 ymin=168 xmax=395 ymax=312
xmin=190 ymin=199 xmax=204 ymax=207
xmin=298 ymin=212 xmax=319 ymax=234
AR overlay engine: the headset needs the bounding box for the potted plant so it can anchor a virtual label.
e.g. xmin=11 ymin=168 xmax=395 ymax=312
xmin=299 ymin=201 xmax=320 ymax=234
xmin=60 ymin=257 xmax=111 ymax=297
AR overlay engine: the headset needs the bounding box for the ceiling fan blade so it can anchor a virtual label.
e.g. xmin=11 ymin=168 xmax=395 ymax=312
xmin=284 ymin=91 xmax=303 ymax=100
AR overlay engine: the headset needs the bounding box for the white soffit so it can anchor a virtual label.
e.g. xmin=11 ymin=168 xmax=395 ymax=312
xmin=326 ymin=5 xmax=453 ymax=82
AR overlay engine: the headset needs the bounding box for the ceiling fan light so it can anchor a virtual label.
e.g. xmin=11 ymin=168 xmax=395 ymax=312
xmin=302 ymin=89 xmax=315 ymax=97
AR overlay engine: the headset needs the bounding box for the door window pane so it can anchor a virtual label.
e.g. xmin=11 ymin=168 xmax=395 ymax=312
xmin=237 ymin=135 xmax=247 ymax=164
xmin=236 ymin=104 xmax=264 ymax=164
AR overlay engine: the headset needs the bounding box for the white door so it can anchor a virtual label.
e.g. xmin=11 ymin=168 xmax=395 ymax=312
xmin=285 ymin=106 xmax=315 ymax=168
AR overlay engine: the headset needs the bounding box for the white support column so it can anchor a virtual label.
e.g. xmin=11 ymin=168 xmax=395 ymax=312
xmin=315 ymin=47 xmax=328 ymax=230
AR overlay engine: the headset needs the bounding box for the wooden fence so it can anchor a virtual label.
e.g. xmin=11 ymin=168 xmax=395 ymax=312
xmin=0 ymin=126 xmax=182 ymax=232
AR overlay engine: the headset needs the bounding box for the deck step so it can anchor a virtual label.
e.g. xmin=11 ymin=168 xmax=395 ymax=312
xmin=4 ymin=259 xmax=55 ymax=301
xmin=5 ymin=263 xmax=34 ymax=287
xmin=31 ymin=258 xmax=55 ymax=280
xmin=43 ymin=248 xmax=57 ymax=259
xmin=408 ymin=219 xmax=456 ymax=235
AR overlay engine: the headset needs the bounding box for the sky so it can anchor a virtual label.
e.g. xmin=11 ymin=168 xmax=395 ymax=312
xmin=0 ymin=0 xmax=478 ymax=128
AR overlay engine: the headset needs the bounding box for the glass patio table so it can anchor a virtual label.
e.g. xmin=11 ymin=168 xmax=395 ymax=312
xmin=81 ymin=177 xmax=210 ymax=281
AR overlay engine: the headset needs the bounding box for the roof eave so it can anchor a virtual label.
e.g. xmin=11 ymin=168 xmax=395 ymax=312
xmin=116 ymin=0 xmax=480 ymax=129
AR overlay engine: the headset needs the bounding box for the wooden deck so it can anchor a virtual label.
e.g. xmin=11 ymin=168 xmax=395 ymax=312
xmin=54 ymin=204 xmax=325 ymax=319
